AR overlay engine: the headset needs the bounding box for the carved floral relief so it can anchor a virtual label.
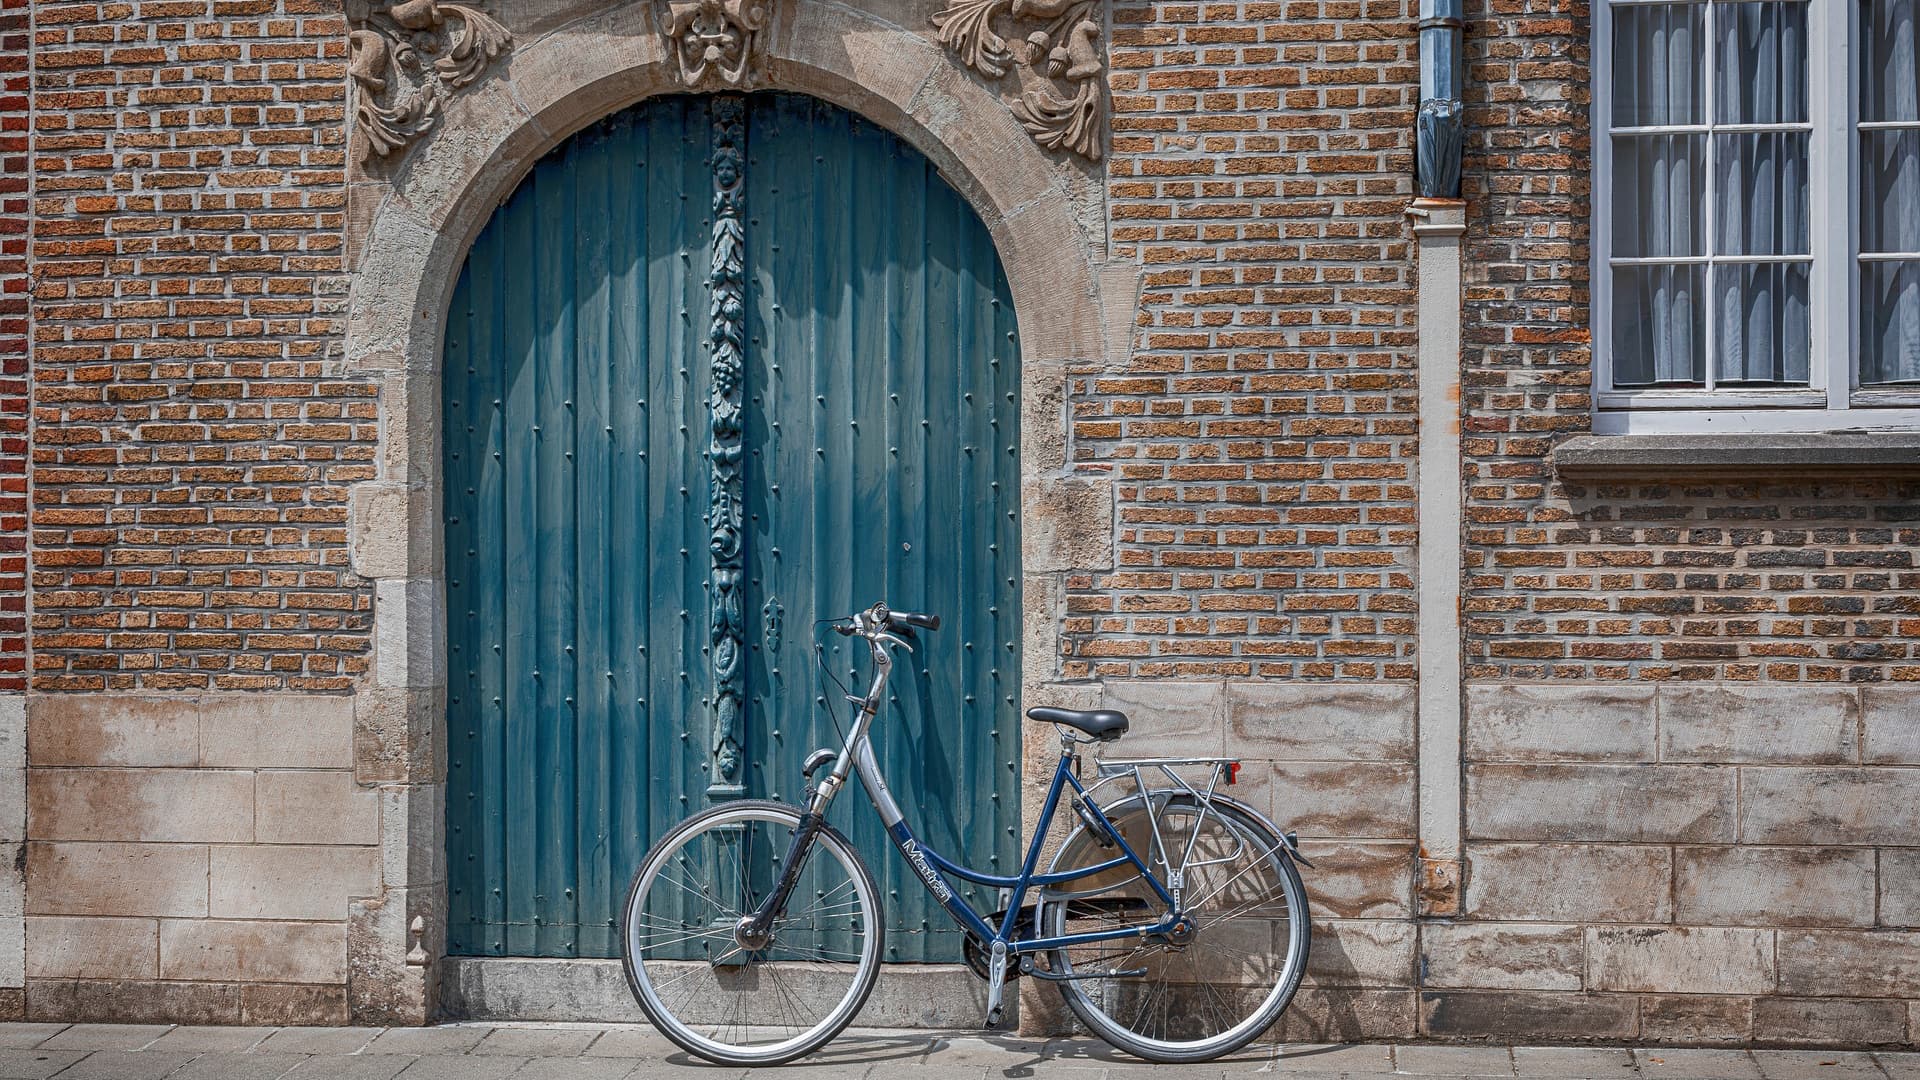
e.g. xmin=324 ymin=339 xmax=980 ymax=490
xmin=348 ymin=0 xmax=511 ymax=164
xmin=931 ymin=0 xmax=1107 ymax=161
xmin=657 ymin=0 xmax=772 ymax=87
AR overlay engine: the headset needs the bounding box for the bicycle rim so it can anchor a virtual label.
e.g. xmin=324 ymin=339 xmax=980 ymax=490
xmin=620 ymin=800 xmax=883 ymax=1065
xmin=1041 ymin=796 xmax=1309 ymax=1062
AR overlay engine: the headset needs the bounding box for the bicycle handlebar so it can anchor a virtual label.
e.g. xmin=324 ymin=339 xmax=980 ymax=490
xmin=830 ymin=603 xmax=941 ymax=636
xmin=889 ymin=610 xmax=940 ymax=632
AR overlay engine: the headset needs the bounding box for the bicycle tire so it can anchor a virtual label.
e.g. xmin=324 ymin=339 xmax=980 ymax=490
xmin=1038 ymin=792 xmax=1311 ymax=1063
xmin=620 ymin=799 xmax=884 ymax=1066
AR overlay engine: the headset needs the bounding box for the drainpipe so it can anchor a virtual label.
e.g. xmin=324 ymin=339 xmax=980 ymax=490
xmin=1416 ymin=0 xmax=1464 ymax=200
xmin=1410 ymin=0 xmax=1467 ymax=920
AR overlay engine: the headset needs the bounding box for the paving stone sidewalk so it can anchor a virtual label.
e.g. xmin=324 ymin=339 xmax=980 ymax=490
xmin=0 ymin=1024 xmax=1912 ymax=1080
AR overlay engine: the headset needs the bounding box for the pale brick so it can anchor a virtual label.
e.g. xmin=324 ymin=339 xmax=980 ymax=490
xmin=25 ymin=843 xmax=207 ymax=918
xmin=1675 ymin=846 xmax=1876 ymax=927
xmin=1863 ymin=688 xmax=1920 ymax=765
xmin=26 ymin=980 xmax=241 ymax=1026
xmin=1587 ymin=926 xmax=1776 ymax=995
xmin=1883 ymin=848 xmax=1920 ymax=928
xmin=1304 ymin=918 xmax=1416 ymax=988
xmin=159 ymin=919 xmax=347 ymax=984
xmin=26 ymin=697 xmax=198 ymax=768
xmin=1777 ymin=930 xmax=1920 ymax=998
xmin=1466 ymin=764 xmax=1735 ymax=843
xmin=1226 ymin=683 xmax=1414 ymax=761
xmin=1022 ymin=477 xmax=1113 ymax=573
xmin=1094 ymin=681 xmax=1223 ymax=759
xmin=1270 ymin=988 xmax=1419 ymax=1042
xmin=1420 ymin=990 xmax=1639 ymax=1040
xmin=1421 ymin=923 xmax=1584 ymax=991
xmin=1466 ymin=842 xmax=1674 ymax=923
xmin=24 ymin=916 xmax=157 ymax=979
xmin=1297 ymin=840 xmax=1413 ymax=919
xmin=27 ymin=769 xmax=253 ymax=843
xmin=1263 ymin=761 xmax=1414 ymax=839
xmin=1465 ymin=684 xmax=1655 ymax=762
xmin=1751 ymin=997 xmax=1910 ymax=1046
xmin=199 ymin=695 xmax=354 ymax=769
xmin=255 ymin=771 xmax=378 ymax=845
xmin=0 ymin=917 xmax=19 ymax=989
xmin=208 ymin=844 xmax=381 ymax=921
xmin=0 ymin=699 xmax=21 ymax=846
xmin=1739 ymin=768 xmax=1920 ymax=845
xmin=1659 ymin=686 xmax=1859 ymax=764
xmin=1640 ymin=994 xmax=1754 ymax=1044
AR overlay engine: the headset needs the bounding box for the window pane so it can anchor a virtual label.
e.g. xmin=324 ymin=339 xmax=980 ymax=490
xmin=1612 ymin=134 xmax=1706 ymax=256
xmin=1861 ymin=0 xmax=1920 ymax=123
xmin=1713 ymin=262 xmax=1810 ymax=384
xmin=1613 ymin=3 xmax=1705 ymax=126
xmin=1861 ymin=130 xmax=1920 ymax=254
xmin=1713 ymin=132 xmax=1809 ymax=255
xmin=1714 ymin=2 xmax=1810 ymax=124
xmin=1862 ymin=260 xmax=1920 ymax=383
xmin=1614 ymin=264 xmax=1707 ymax=387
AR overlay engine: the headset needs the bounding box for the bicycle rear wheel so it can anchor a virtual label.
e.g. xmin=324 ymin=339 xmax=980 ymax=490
xmin=620 ymin=799 xmax=883 ymax=1065
xmin=1038 ymin=793 xmax=1309 ymax=1062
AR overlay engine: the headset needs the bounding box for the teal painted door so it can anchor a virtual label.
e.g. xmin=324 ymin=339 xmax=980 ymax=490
xmin=443 ymin=93 xmax=1022 ymax=961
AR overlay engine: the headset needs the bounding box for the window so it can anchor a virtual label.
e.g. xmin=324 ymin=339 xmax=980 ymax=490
xmin=1593 ymin=0 xmax=1920 ymax=432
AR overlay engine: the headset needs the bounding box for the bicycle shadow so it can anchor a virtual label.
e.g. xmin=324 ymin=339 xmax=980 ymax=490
xmin=657 ymin=1031 xmax=934 ymax=1070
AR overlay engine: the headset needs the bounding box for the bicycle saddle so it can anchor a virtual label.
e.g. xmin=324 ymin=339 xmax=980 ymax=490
xmin=1026 ymin=706 xmax=1130 ymax=742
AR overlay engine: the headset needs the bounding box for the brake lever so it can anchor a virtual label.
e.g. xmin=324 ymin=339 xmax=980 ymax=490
xmin=874 ymin=630 xmax=913 ymax=653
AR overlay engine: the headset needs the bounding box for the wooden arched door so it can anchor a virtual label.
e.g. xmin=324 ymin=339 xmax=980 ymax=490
xmin=442 ymin=93 xmax=1022 ymax=961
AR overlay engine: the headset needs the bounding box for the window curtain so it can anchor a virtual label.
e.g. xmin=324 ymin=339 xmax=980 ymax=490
xmin=1612 ymin=4 xmax=1705 ymax=386
xmin=1862 ymin=0 xmax=1920 ymax=383
xmin=1713 ymin=3 xmax=1810 ymax=384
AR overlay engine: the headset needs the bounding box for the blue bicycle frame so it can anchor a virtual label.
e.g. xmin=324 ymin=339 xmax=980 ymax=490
xmin=857 ymin=733 xmax=1180 ymax=955
xmin=779 ymin=606 xmax=1184 ymax=961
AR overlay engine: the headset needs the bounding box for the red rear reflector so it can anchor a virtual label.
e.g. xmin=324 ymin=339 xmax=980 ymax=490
xmin=1226 ymin=761 xmax=1240 ymax=785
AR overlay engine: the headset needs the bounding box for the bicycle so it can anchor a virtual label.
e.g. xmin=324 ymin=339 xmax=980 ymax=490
xmin=619 ymin=601 xmax=1313 ymax=1066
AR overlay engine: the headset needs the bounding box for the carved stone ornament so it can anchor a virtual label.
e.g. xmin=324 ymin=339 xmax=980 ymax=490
xmin=931 ymin=0 xmax=1106 ymax=161
xmin=657 ymin=0 xmax=771 ymax=88
xmin=348 ymin=0 xmax=511 ymax=164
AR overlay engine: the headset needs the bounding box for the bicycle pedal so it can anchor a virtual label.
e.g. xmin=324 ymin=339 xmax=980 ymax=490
xmin=984 ymin=1005 xmax=1005 ymax=1029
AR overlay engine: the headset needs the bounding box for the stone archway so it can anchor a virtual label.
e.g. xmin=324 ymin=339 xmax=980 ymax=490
xmin=338 ymin=0 xmax=1139 ymax=1023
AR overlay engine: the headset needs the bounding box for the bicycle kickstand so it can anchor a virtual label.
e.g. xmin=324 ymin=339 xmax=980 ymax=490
xmin=983 ymin=940 xmax=1009 ymax=1028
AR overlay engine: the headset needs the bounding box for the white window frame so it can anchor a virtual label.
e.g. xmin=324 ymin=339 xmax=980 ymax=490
xmin=1591 ymin=0 xmax=1920 ymax=433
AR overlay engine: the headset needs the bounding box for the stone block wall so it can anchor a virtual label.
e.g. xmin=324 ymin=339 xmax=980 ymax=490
xmin=1441 ymin=684 xmax=1920 ymax=1043
xmin=21 ymin=694 xmax=378 ymax=1023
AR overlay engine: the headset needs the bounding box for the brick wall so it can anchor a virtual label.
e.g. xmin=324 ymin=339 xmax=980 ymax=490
xmin=0 ymin=0 xmax=27 ymax=692
xmin=1458 ymin=0 xmax=1920 ymax=682
xmin=19 ymin=0 xmax=391 ymax=1027
xmin=1070 ymin=0 xmax=1419 ymax=681
xmin=1448 ymin=0 xmax=1920 ymax=1045
xmin=29 ymin=0 xmax=372 ymax=693
xmin=3 ymin=0 xmax=1916 ymax=1044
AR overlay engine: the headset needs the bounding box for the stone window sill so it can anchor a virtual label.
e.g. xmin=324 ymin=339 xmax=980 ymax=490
xmin=1552 ymin=432 xmax=1920 ymax=479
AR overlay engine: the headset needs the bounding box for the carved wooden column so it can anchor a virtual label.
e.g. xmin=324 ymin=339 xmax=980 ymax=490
xmin=706 ymin=95 xmax=749 ymax=800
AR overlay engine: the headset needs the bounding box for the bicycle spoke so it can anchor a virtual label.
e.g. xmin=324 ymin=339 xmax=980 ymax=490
xmin=1044 ymin=797 xmax=1307 ymax=1060
xmin=625 ymin=804 xmax=879 ymax=1065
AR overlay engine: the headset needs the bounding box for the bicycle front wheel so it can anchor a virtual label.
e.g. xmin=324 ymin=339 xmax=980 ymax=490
xmin=620 ymin=799 xmax=883 ymax=1066
xmin=1039 ymin=793 xmax=1310 ymax=1062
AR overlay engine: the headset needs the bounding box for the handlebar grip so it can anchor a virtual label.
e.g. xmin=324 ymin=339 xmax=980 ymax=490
xmin=890 ymin=610 xmax=940 ymax=632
